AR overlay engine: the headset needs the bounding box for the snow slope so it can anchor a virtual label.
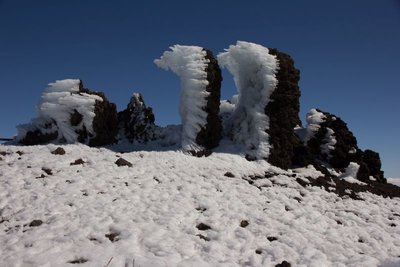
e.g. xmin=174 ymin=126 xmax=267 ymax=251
xmin=1 ymin=144 xmax=400 ymax=267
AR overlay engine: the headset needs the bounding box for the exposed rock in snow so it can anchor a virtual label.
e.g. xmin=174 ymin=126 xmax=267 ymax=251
xmin=218 ymin=41 xmax=278 ymax=160
xmin=155 ymin=45 xmax=222 ymax=155
xmin=302 ymin=109 xmax=386 ymax=183
xmin=118 ymin=93 xmax=156 ymax=143
xmin=265 ymin=48 xmax=302 ymax=169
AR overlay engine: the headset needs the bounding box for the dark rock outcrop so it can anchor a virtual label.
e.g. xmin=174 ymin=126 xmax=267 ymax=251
xmin=20 ymin=129 xmax=58 ymax=146
xmin=118 ymin=93 xmax=156 ymax=143
xmin=78 ymin=81 xmax=118 ymax=146
xmin=195 ymin=49 xmax=223 ymax=150
xmin=304 ymin=109 xmax=386 ymax=183
xmin=265 ymin=48 xmax=302 ymax=169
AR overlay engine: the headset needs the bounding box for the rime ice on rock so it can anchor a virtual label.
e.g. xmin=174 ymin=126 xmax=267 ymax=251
xmin=218 ymin=41 xmax=278 ymax=160
xmin=118 ymin=93 xmax=156 ymax=143
xmin=303 ymin=108 xmax=386 ymax=183
xmin=155 ymin=45 xmax=222 ymax=155
xmin=17 ymin=79 xmax=118 ymax=146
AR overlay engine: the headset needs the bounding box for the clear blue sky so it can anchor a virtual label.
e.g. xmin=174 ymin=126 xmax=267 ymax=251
xmin=0 ymin=0 xmax=399 ymax=177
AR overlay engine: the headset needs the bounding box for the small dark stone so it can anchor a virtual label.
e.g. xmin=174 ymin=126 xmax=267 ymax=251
xmin=0 ymin=151 xmax=7 ymax=156
xmin=358 ymin=238 xmax=364 ymax=243
xmin=255 ymin=249 xmax=262 ymax=254
xmin=29 ymin=220 xmax=43 ymax=227
xmin=336 ymin=220 xmax=343 ymax=225
xmin=240 ymin=220 xmax=249 ymax=228
xmin=42 ymin=168 xmax=53 ymax=175
xmin=224 ymin=172 xmax=235 ymax=178
xmin=196 ymin=234 xmax=210 ymax=241
xmin=115 ymin=158 xmax=132 ymax=167
xmin=275 ymin=260 xmax=291 ymax=267
xmin=16 ymin=151 xmax=24 ymax=156
xmin=267 ymin=236 xmax=278 ymax=242
xmin=390 ymin=223 xmax=396 ymax=227
xmin=195 ymin=207 xmax=207 ymax=212
xmin=52 ymin=147 xmax=66 ymax=155
xmin=105 ymin=232 xmax=120 ymax=242
xmin=293 ymin=197 xmax=302 ymax=203
xmin=68 ymin=258 xmax=88 ymax=264
xmin=296 ymin=178 xmax=309 ymax=187
xmin=196 ymin=223 xmax=212 ymax=231
xmin=70 ymin=159 xmax=85 ymax=165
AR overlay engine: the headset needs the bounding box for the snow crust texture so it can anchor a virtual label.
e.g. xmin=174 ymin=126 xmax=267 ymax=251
xmin=154 ymin=45 xmax=211 ymax=152
xmin=1 ymin=144 xmax=399 ymax=267
xmin=218 ymin=41 xmax=278 ymax=159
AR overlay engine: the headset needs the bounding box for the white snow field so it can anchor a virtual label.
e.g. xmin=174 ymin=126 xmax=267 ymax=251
xmin=1 ymin=144 xmax=400 ymax=267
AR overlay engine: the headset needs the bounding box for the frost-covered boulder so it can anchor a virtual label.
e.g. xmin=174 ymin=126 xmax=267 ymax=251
xmin=155 ymin=45 xmax=222 ymax=155
xmin=17 ymin=79 xmax=118 ymax=146
xmin=118 ymin=93 xmax=156 ymax=143
xmin=301 ymin=108 xmax=386 ymax=183
xmin=218 ymin=41 xmax=278 ymax=160
xmin=304 ymin=109 xmax=359 ymax=168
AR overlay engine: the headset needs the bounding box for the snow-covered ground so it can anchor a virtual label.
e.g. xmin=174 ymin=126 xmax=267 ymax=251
xmin=1 ymin=144 xmax=400 ymax=267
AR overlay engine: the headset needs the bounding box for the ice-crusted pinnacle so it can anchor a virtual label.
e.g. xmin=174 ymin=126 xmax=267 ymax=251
xmin=217 ymin=41 xmax=278 ymax=159
xmin=304 ymin=108 xmax=326 ymax=143
xmin=118 ymin=92 xmax=156 ymax=143
xmin=154 ymin=45 xmax=210 ymax=152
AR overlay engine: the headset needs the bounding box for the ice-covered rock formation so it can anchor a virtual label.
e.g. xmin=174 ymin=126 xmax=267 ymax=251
xmin=118 ymin=93 xmax=156 ymax=143
xmin=301 ymin=108 xmax=386 ymax=183
xmin=265 ymin=48 xmax=302 ymax=169
xmin=218 ymin=41 xmax=278 ymax=160
xmin=155 ymin=45 xmax=222 ymax=155
xmin=17 ymin=80 xmax=118 ymax=146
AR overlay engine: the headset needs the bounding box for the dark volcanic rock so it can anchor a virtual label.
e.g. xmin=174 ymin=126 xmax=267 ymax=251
xmin=20 ymin=129 xmax=58 ymax=146
xmin=275 ymin=261 xmax=291 ymax=267
xmin=306 ymin=109 xmax=359 ymax=169
xmin=29 ymin=220 xmax=43 ymax=227
xmin=196 ymin=223 xmax=212 ymax=231
xmin=115 ymin=158 xmax=133 ymax=167
xmin=362 ymin=149 xmax=385 ymax=183
xmin=118 ymin=93 xmax=156 ymax=143
xmin=195 ymin=49 xmax=223 ymax=150
xmin=304 ymin=109 xmax=386 ymax=183
xmin=265 ymin=48 xmax=302 ymax=169
xmin=79 ymin=81 xmax=118 ymax=146
xmin=51 ymin=147 xmax=66 ymax=155
xmin=70 ymin=158 xmax=85 ymax=165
